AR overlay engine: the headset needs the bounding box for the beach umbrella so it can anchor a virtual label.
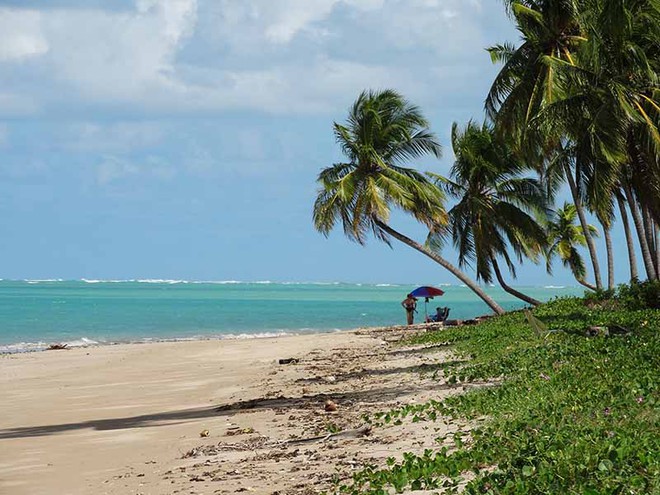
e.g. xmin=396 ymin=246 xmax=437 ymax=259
xmin=409 ymin=286 xmax=445 ymax=321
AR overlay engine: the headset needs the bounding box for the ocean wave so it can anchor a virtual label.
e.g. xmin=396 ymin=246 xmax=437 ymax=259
xmin=194 ymin=280 xmax=243 ymax=284
xmin=544 ymin=285 xmax=566 ymax=289
xmin=0 ymin=330 xmax=335 ymax=354
xmin=136 ymin=279 xmax=186 ymax=284
xmin=0 ymin=337 xmax=100 ymax=354
xmin=8 ymin=279 xmax=419 ymax=287
xmin=0 ymin=341 xmax=49 ymax=353
xmin=219 ymin=332 xmax=291 ymax=339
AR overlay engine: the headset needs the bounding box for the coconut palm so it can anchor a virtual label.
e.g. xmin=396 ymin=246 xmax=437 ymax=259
xmin=487 ymin=0 xmax=584 ymax=137
xmin=532 ymin=0 xmax=660 ymax=282
xmin=313 ymin=89 xmax=505 ymax=314
xmin=436 ymin=121 xmax=547 ymax=306
xmin=487 ymin=0 xmax=606 ymax=290
xmin=616 ymin=194 xmax=639 ymax=282
xmin=546 ymin=202 xmax=599 ymax=290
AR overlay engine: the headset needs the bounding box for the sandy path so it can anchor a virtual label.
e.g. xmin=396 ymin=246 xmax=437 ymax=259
xmin=0 ymin=327 xmax=471 ymax=494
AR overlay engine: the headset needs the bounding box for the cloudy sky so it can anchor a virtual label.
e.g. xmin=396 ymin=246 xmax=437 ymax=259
xmin=0 ymin=0 xmax=625 ymax=285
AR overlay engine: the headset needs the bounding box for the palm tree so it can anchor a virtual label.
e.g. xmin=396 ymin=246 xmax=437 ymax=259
xmin=313 ymin=90 xmax=505 ymax=314
xmin=616 ymin=194 xmax=639 ymax=282
xmin=546 ymin=202 xmax=599 ymax=290
xmin=537 ymin=0 xmax=660 ymax=282
xmin=437 ymin=121 xmax=547 ymax=306
xmin=487 ymin=0 xmax=584 ymax=136
xmin=486 ymin=0 xmax=605 ymax=290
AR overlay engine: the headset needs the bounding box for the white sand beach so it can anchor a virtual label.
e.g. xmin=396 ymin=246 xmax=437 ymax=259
xmin=0 ymin=326 xmax=474 ymax=495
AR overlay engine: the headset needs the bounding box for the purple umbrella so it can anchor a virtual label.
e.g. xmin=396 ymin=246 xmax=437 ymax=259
xmin=409 ymin=286 xmax=445 ymax=321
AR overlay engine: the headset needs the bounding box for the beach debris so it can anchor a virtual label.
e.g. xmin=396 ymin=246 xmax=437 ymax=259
xmin=284 ymin=425 xmax=371 ymax=446
xmin=278 ymin=358 xmax=299 ymax=365
xmin=226 ymin=427 xmax=255 ymax=436
xmin=47 ymin=343 xmax=68 ymax=350
xmin=183 ymin=436 xmax=272 ymax=458
xmin=324 ymin=400 xmax=338 ymax=412
xmin=586 ymin=324 xmax=631 ymax=337
xmin=199 ymin=429 xmax=210 ymax=438
xmin=324 ymin=375 xmax=336 ymax=383
xmin=524 ymin=310 xmax=549 ymax=337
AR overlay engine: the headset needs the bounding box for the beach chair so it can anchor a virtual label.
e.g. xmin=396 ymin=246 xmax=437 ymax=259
xmin=428 ymin=307 xmax=450 ymax=323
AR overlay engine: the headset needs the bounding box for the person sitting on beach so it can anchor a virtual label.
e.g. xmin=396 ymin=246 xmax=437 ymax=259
xmin=401 ymin=294 xmax=417 ymax=325
xmin=427 ymin=307 xmax=449 ymax=323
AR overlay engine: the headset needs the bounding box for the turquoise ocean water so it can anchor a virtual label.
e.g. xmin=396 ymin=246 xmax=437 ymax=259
xmin=0 ymin=280 xmax=582 ymax=353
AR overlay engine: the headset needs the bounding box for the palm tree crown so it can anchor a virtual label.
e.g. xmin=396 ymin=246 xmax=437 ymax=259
xmin=313 ymin=89 xmax=445 ymax=245
xmin=439 ymin=121 xmax=548 ymax=284
xmin=546 ymin=202 xmax=599 ymax=285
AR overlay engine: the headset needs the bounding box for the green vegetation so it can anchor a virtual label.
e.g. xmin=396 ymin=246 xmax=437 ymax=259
xmin=312 ymin=1 xmax=660 ymax=492
xmin=335 ymin=285 xmax=659 ymax=494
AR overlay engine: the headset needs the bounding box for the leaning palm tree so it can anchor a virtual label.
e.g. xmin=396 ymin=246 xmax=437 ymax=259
xmin=546 ymin=202 xmax=599 ymax=290
xmin=313 ymin=89 xmax=505 ymax=314
xmin=436 ymin=121 xmax=547 ymax=306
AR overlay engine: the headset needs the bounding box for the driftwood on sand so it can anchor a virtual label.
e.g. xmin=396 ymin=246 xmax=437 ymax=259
xmin=282 ymin=425 xmax=372 ymax=446
xmin=47 ymin=343 xmax=68 ymax=350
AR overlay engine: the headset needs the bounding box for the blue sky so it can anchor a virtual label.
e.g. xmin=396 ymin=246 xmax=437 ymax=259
xmin=0 ymin=0 xmax=634 ymax=286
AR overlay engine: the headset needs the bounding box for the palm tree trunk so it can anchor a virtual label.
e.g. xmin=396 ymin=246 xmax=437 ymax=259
xmin=576 ymin=278 xmax=597 ymax=291
xmin=617 ymin=195 xmax=639 ymax=281
xmin=642 ymin=207 xmax=657 ymax=274
xmin=656 ymin=224 xmax=660 ymax=277
xmin=564 ymin=163 xmax=603 ymax=289
xmin=603 ymin=224 xmax=615 ymax=291
xmin=624 ymin=183 xmax=657 ymax=280
xmin=374 ymin=219 xmax=505 ymax=315
xmin=491 ymin=259 xmax=541 ymax=306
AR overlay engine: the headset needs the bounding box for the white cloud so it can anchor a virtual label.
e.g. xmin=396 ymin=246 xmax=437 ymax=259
xmin=177 ymin=56 xmax=422 ymax=114
xmin=0 ymin=0 xmax=508 ymax=116
xmin=60 ymin=122 xmax=165 ymax=152
xmin=96 ymin=156 xmax=140 ymax=185
xmin=42 ymin=0 xmax=197 ymax=101
xmin=95 ymin=154 xmax=175 ymax=185
xmin=0 ymin=9 xmax=49 ymax=61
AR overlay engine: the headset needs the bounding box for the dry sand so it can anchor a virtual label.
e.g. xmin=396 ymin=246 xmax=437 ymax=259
xmin=0 ymin=326 xmax=477 ymax=494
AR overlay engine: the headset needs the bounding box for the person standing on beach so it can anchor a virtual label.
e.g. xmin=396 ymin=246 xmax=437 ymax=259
xmin=401 ymin=294 xmax=417 ymax=325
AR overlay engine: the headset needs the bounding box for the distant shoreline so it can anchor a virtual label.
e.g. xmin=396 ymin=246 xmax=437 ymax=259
xmin=0 ymin=328 xmax=339 ymax=355
xmin=0 ymin=282 xmax=582 ymax=354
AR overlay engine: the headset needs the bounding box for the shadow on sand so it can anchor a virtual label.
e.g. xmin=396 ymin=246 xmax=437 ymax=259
xmin=0 ymin=379 xmax=462 ymax=440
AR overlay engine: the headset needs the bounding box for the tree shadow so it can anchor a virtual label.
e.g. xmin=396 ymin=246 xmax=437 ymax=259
xmin=386 ymin=343 xmax=454 ymax=356
xmin=0 ymin=383 xmax=462 ymax=440
xmin=215 ymin=382 xmax=462 ymax=413
xmin=294 ymin=360 xmax=469 ymax=385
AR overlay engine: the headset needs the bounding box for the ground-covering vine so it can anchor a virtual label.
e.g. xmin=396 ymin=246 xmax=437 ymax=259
xmin=340 ymin=283 xmax=660 ymax=494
